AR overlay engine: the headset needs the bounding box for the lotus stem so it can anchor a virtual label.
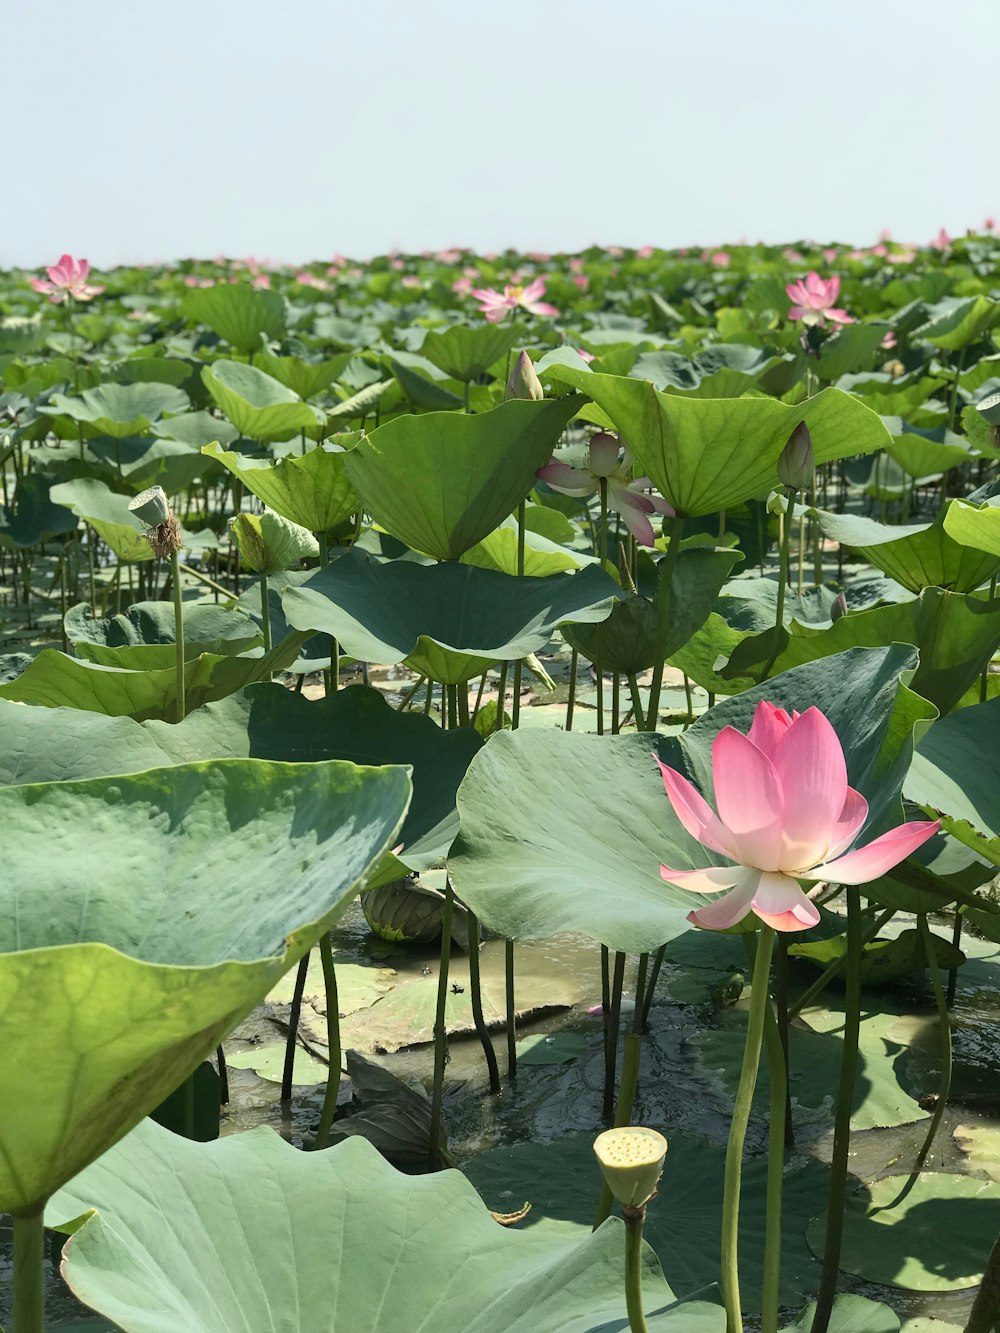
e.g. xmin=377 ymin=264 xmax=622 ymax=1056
xmin=457 ymin=680 xmax=470 ymax=727
xmin=913 ymin=914 xmax=952 ymax=1173
xmin=179 ymin=561 xmax=237 ymax=601
xmin=964 ymin=1232 xmax=1000 ymax=1333
xmin=566 ymin=647 xmax=578 ymax=730
xmin=788 ymin=906 xmax=896 ymax=1018
xmin=12 ymin=1205 xmax=45 ymax=1333
xmin=169 ymin=550 xmax=186 ymax=723
xmin=428 ymin=879 xmax=455 ymax=1166
xmin=505 ymin=936 xmax=517 ymax=1081
xmin=494 ymin=661 xmax=509 ymax=732
xmin=511 ymin=500 xmax=527 ymax=727
xmin=466 ymin=911 xmax=501 ymax=1093
xmin=314 ymin=934 xmax=341 ymax=1150
xmin=645 ymin=514 xmax=686 ymax=729
xmin=721 ymin=924 xmax=775 ymax=1333
xmin=259 ymin=571 xmax=272 ymax=655
xmin=281 ymin=953 xmax=311 ymax=1102
xmin=627 ymin=673 xmax=646 ymax=731
xmin=761 ymin=493 xmax=795 ymax=681
xmin=603 ymin=951 xmax=627 ymax=1121
xmin=594 ymin=1033 xmax=645 ymax=1228
xmin=760 ymin=998 xmax=787 ymax=1333
xmin=640 ymin=944 xmax=666 ymax=1030
xmin=947 ymin=909 xmax=963 ymax=1007
xmin=216 ymin=1044 xmax=229 ymax=1105
xmin=624 ymin=1206 xmax=650 ymax=1333
xmin=810 ymin=888 xmax=862 ymax=1333
xmin=396 ymin=674 xmax=426 ymax=711
xmin=775 ymin=936 xmax=794 ymax=1148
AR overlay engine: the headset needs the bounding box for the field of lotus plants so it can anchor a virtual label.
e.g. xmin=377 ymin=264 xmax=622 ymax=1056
xmin=3 ymin=229 xmax=1000 ymax=1333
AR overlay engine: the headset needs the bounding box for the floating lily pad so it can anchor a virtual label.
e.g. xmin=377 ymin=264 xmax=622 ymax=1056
xmin=781 ymin=1294 xmax=900 ymax=1332
xmin=955 ymin=1122 xmax=1000 ymax=1180
xmin=47 ymin=1119 xmax=723 ymax=1332
xmin=808 ymin=1173 xmax=1000 ymax=1290
xmin=515 ymin=1031 xmax=591 ymax=1065
xmin=225 ymin=1042 xmax=329 ymax=1086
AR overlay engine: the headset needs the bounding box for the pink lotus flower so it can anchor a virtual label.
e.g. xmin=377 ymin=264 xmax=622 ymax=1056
xmin=657 ymin=701 xmax=940 ymax=933
xmin=930 ymin=227 xmax=952 ymax=252
xmin=470 ymin=276 xmax=559 ymax=322
xmin=536 ymin=432 xmax=674 ymax=546
xmin=635 ymin=245 xmax=655 ymax=259
xmin=786 ymin=272 xmax=853 ymax=328
xmin=711 ymin=251 xmax=731 ymax=268
xmin=30 ymin=254 xmax=104 ymax=303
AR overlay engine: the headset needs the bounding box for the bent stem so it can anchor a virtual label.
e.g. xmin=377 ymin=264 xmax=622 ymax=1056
xmin=721 ymin=925 xmax=775 ymax=1333
xmin=169 ymin=550 xmax=186 ymax=723
xmin=428 ymin=879 xmax=455 ymax=1166
xmin=281 ymin=952 xmax=311 ymax=1102
xmin=624 ymin=1205 xmax=650 ymax=1333
xmin=645 ymin=515 xmax=686 ymax=729
xmin=810 ymin=887 xmax=862 ymax=1333
xmin=314 ymin=934 xmax=341 ymax=1150
xmin=12 ymin=1205 xmax=45 ymax=1333
xmin=467 ymin=911 xmax=501 ymax=1093
xmin=913 ymin=914 xmax=952 ymax=1173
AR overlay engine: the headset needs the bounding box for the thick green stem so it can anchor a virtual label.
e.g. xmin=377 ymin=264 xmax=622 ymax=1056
xmin=603 ymin=951 xmax=627 ymax=1121
xmin=627 ymin=673 xmax=647 ymax=731
xmin=789 ymin=907 xmax=896 ymax=1019
xmin=593 ymin=1032 xmax=645 ymax=1228
xmin=947 ymin=909 xmax=963 ymax=1008
xmin=640 ymin=944 xmax=666 ymax=1029
xmin=624 ymin=1209 xmax=650 ymax=1333
xmin=965 ymin=1232 xmax=1000 ymax=1332
xmin=761 ymin=494 xmax=795 ymax=680
xmin=721 ymin=925 xmax=775 ymax=1333
xmin=913 ymin=914 xmax=952 ymax=1172
xmin=494 ymin=661 xmax=509 ymax=732
xmin=511 ymin=501 xmax=526 ymax=728
xmin=467 ymin=912 xmax=501 ymax=1093
xmin=282 ymin=953 xmax=310 ymax=1102
xmin=169 ymin=550 xmax=185 ymax=723
xmin=505 ymin=936 xmax=517 ymax=1081
xmin=259 ymin=571 xmax=272 ymax=655
xmin=760 ymin=1001 xmax=787 ymax=1333
xmin=645 ymin=515 xmax=686 ymax=729
xmin=775 ymin=936 xmax=794 ymax=1148
xmin=314 ymin=934 xmax=342 ymax=1149
xmin=810 ymin=888 xmax=862 ymax=1333
xmin=428 ymin=880 xmax=455 ymax=1166
xmin=12 ymin=1205 xmax=45 ymax=1333
xmin=566 ymin=647 xmax=578 ymax=731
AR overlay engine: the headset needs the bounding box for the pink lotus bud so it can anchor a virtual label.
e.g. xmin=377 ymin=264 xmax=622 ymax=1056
xmin=777 ymin=422 xmax=815 ymax=491
xmin=505 ymin=350 xmax=544 ymax=401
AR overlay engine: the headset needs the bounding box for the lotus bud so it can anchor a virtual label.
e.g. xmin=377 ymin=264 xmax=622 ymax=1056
xmin=128 ymin=485 xmax=170 ymax=528
xmin=593 ymin=1127 xmax=668 ymax=1209
xmin=505 ymin=350 xmax=544 ymax=401
xmin=831 ymin=591 xmax=848 ymax=621
xmin=777 ymin=422 xmax=815 ymax=491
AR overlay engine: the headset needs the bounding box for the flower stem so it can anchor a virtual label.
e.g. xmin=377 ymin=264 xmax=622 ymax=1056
xmin=566 ymin=648 xmax=578 ymax=730
xmin=12 ymin=1205 xmax=45 ymax=1333
xmin=169 ymin=550 xmax=186 ymax=724
xmin=810 ymin=887 xmax=862 ymax=1333
xmin=603 ymin=950 xmax=627 ymax=1121
xmin=428 ymin=879 xmax=455 ymax=1166
xmin=314 ymin=934 xmax=341 ymax=1150
xmin=721 ymin=925 xmax=775 ymax=1333
xmin=466 ymin=911 xmax=501 ymax=1093
xmin=259 ymin=571 xmax=272 ymax=654
xmin=281 ymin=953 xmax=310 ymax=1102
xmin=511 ymin=501 xmax=526 ymax=728
xmin=760 ymin=998 xmax=787 ymax=1333
xmin=505 ymin=936 xmax=517 ymax=1081
xmin=594 ymin=1032 xmax=644 ymax=1228
xmin=645 ymin=515 xmax=686 ymax=729
xmin=913 ymin=914 xmax=952 ymax=1172
xmin=624 ymin=1206 xmax=650 ymax=1333
xmin=788 ymin=907 xmax=895 ymax=1019
xmin=761 ymin=493 xmax=795 ymax=680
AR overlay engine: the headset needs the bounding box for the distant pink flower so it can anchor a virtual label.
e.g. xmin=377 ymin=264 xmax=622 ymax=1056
xmin=401 ymin=275 xmax=422 ymax=289
xmin=984 ymin=217 xmax=996 ymax=232
xmin=436 ymin=248 xmax=464 ymax=264
xmin=822 ymin=247 xmax=839 ymax=264
xmin=573 ymin=274 xmax=590 ymax=290
xmin=783 ymin=248 xmax=803 ymax=263
xmin=786 ymin=272 xmax=853 ymax=327
xmin=452 ymin=276 xmax=473 ymax=295
xmin=569 ymin=257 xmax=585 ymax=274
xmin=872 ymin=244 xmax=889 ymax=257
xmin=536 ymin=432 xmax=673 ymax=546
xmin=711 ymin=251 xmax=731 ymax=268
xmin=470 ymin=275 xmax=559 ymax=322
xmin=657 ymin=701 xmax=940 ymax=933
xmin=295 ymin=271 xmax=328 ymax=289
xmin=881 ymin=330 xmax=898 ymax=350
xmin=390 ymin=258 xmax=405 ymax=270
xmin=575 ymin=348 xmax=596 ymax=363
xmin=879 ymin=228 xmax=893 ymax=241
xmin=930 ymin=227 xmax=952 ymax=251
xmin=30 ymin=254 xmax=104 ymax=303
xmin=251 ymin=273 xmax=271 ymax=289
xmin=636 ymin=245 xmax=655 ymax=259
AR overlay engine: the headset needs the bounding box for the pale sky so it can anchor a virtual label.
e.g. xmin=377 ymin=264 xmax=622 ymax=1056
xmin=7 ymin=0 xmax=997 ymax=267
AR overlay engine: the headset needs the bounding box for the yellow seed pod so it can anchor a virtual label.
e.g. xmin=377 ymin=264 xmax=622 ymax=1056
xmin=593 ymin=1127 xmax=668 ymax=1208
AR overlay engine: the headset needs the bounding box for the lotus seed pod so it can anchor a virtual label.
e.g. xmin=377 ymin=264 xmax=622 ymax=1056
xmin=777 ymin=422 xmax=815 ymax=491
xmin=977 ymin=391 xmax=1000 ymax=426
xmin=505 ymin=350 xmax=544 ymax=401
xmin=593 ymin=1127 xmax=668 ymax=1208
xmin=128 ymin=485 xmax=170 ymax=528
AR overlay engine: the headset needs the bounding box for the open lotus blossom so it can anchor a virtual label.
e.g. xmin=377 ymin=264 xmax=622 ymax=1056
xmin=657 ymin=701 xmax=940 ymax=933
xmin=30 ymin=254 xmax=104 ymax=303
xmin=537 ymin=432 xmax=674 ymax=546
xmin=785 ymin=272 xmax=852 ymax=327
xmin=469 ymin=276 xmax=558 ymax=322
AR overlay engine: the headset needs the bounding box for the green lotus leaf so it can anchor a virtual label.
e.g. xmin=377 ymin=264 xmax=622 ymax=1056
xmin=230 ymin=510 xmax=319 ymax=574
xmin=387 ymin=355 xmax=466 ymax=410
xmin=183 ymin=282 xmax=287 ymax=353
xmin=65 ymin=601 xmax=262 ymax=668
xmin=281 ymin=550 xmax=620 ymax=684
xmin=630 ymin=344 xmax=785 ymax=397
xmin=915 ymin=294 xmax=1000 ymax=351
xmin=943 ymin=496 xmax=1000 ymax=558
xmin=467 ymin=1130 xmax=825 ymax=1311
xmin=254 ymin=350 xmax=352 ymax=398
xmin=149 ymin=409 xmax=239 ymax=447
xmin=884 ymin=420 xmax=973 ymax=478
xmin=419 ymin=322 xmax=524 ymax=381
xmin=203 ymin=438 xmax=361 ymax=532
xmin=46 ymin=1118 xmax=723 ymax=1332
xmin=810 ymin=502 xmax=1000 ymax=593
xmin=0 ymin=698 xmax=169 ymax=786
xmin=563 ymin=547 xmax=742 ymax=673
xmin=41 ymin=381 xmax=190 ymax=439
xmin=808 ymin=1173 xmax=1000 ymax=1290
xmin=449 ymin=647 xmax=927 ymax=953
xmin=88 ymin=436 xmax=213 ymax=495
xmin=813 ymin=323 xmax=888 ymax=379
xmin=0 ymin=757 xmax=411 ymax=1213
xmin=544 ymin=368 xmax=889 ymax=516
xmin=341 ymin=397 xmax=582 ymax=560
xmin=202 ymin=360 xmax=322 ymax=441
xmin=905 ymin=697 xmax=1000 ymax=864
xmin=48 ymin=478 xmax=214 ymax=562
xmin=0 ymin=473 xmax=80 ymax=549
xmin=781 ymin=1294 xmax=901 ymax=1332
xmin=460 ymin=516 xmax=591 ymax=576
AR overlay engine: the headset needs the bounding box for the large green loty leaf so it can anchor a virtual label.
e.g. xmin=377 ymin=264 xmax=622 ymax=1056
xmin=42 ymin=381 xmax=190 ymax=439
xmin=203 ymin=438 xmax=361 ymax=532
xmin=281 ymin=550 xmax=620 ymax=683
xmin=0 ymin=758 xmax=411 ymax=1213
xmin=419 ymin=322 xmax=524 ymax=380
xmin=905 ymin=698 xmax=1000 ymax=863
xmin=781 ymin=1295 xmax=901 ymax=1332
xmin=544 ymin=368 xmax=889 ymax=515
xmin=341 ymin=397 xmax=582 ymax=559
xmin=183 ymin=282 xmax=287 ymax=353
xmin=915 ymin=295 xmax=1000 ymax=351
xmin=811 ymin=502 xmax=1000 ymax=593
xmin=49 ymin=477 xmax=155 ymax=561
xmin=449 ymin=647 xmax=927 ymax=952
xmin=65 ymin=600 xmax=262 ymax=668
xmin=47 ymin=1118 xmax=723 ymax=1333
xmin=0 ymin=698 xmax=169 ymax=785
xmin=202 ymin=360 xmax=321 ymax=440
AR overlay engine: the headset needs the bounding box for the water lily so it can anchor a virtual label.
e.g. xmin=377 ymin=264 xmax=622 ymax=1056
xmin=537 ymin=433 xmax=674 ymax=545
xmin=470 ymin=276 xmax=558 ymax=322
xmin=657 ymin=701 xmax=939 ymax=932
xmin=30 ymin=254 xmax=104 ymax=303
xmin=785 ymin=272 xmax=852 ymax=327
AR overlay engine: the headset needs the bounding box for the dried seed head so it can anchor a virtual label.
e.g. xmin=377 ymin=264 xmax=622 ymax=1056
xmin=146 ymin=514 xmax=183 ymax=559
xmin=593 ymin=1127 xmax=668 ymax=1208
